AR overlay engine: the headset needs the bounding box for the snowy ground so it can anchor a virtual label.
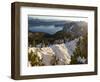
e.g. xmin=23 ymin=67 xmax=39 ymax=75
xmin=65 ymin=38 xmax=79 ymax=56
xmin=28 ymin=38 xmax=79 ymax=66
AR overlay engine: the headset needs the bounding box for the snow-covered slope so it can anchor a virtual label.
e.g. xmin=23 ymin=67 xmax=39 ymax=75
xmin=51 ymin=43 xmax=71 ymax=65
xmin=28 ymin=38 xmax=79 ymax=66
xmin=65 ymin=38 xmax=78 ymax=56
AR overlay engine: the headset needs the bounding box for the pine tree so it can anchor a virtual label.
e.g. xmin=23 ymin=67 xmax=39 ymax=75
xmin=28 ymin=50 xmax=44 ymax=66
xmin=71 ymin=35 xmax=88 ymax=64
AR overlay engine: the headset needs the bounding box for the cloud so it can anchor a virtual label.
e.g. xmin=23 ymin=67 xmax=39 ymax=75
xmin=29 ymin=25 xmax=63 ymax=34
xmin=28 ymin=17 xmax=66 ymax=27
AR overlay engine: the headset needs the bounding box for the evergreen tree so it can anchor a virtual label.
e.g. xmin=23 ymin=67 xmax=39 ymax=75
xmin=71 ymin=35 xmax=88 ymax=64
xmin=28 ymin=50 xmax=44 ymax=66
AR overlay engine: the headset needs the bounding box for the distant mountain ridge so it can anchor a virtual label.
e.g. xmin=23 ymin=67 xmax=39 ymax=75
xmin=28 ymin=21 xmax=87 ymax=43
xmin=29 ymin=17 xmax=87 ymax=36
xmin=63 ymin=21 xmax=87 ymax=36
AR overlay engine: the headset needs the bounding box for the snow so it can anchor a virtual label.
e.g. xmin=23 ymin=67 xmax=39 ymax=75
xmin=28 ymin=38 xmax=82 ymax=66
xmin=65 ymin=38 xmax=79 ymax=56
xmin=51 ymin=43 xmax=71 ymax=64
xmin=77 ymin=56 xmax=86 ymax=64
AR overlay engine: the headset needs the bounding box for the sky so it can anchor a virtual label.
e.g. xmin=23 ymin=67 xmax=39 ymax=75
xmin=28 ymin=16 xmax=67 ymax=34
xmin=28 ymin=15 xmax=87 ymax=34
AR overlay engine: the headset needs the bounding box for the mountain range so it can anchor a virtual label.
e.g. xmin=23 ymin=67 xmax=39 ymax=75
xmin=28 ymin=17 xmax=87 ymax=36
